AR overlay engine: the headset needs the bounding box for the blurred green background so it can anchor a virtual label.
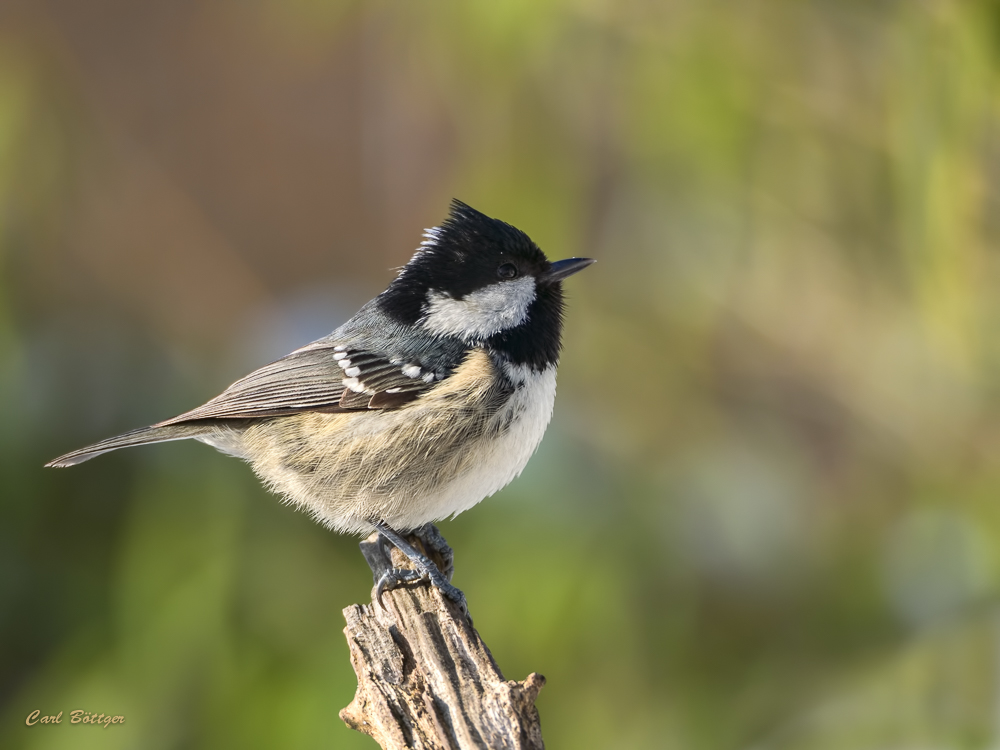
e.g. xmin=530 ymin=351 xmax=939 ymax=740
xmin=4 ymin=0 xmax=1000 ymax=748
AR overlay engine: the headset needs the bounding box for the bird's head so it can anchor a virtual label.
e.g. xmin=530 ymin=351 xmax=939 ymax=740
xmin=377 ymin=201 xmax=594 ymax=366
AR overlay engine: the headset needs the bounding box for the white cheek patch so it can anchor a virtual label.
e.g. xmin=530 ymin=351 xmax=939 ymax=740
xmin=422 ymin=277 xmax=537 ymax=340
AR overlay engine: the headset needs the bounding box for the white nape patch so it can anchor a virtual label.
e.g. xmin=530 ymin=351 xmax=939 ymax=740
xmin=393 ymin=226 xmax=442 ymax=283
xmin=342 ymin=377 xmax=365 ymax=393
xmin=344 ymin=366 xmax=361 ymax=378
xmin=333 ymin=351 xmax=348 ymax=361
xmin=420 ymin=226 xmax=441 ymax=247
xmin=422 ymin=277 xmax=536 ymax=341
xmin=402 ymin=364 xmax=422 ymax=378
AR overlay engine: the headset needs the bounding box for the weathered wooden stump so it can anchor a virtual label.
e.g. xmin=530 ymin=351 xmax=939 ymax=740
xmin=340 ymin=527 xmax=546 ymax=749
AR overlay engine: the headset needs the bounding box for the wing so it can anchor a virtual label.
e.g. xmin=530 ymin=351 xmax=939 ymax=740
xmin=155 ymin=340 xmax=454 ymax=426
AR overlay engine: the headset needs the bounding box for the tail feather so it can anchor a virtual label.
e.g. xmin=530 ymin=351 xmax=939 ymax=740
xmin=45 ymin=424 xmax=211 ymax=468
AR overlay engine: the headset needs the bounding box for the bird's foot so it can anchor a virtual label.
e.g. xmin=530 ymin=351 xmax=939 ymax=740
xmin=368 ymin=522 xmax=469 ymax=617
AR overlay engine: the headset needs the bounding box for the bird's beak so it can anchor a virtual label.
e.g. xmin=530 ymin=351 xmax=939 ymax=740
xmin=541 ymin=257 xmax=596 ymax=284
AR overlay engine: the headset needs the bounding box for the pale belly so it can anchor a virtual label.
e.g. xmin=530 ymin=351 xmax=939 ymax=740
xmin=230 ymin=355 xmax=558 ymax=535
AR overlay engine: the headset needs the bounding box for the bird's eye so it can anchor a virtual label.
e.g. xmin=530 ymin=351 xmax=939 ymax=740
xmin=497 ymin=263 xmax=518 ymax=280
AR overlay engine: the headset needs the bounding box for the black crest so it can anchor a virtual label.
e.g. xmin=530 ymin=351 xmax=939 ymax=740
xmin=377 ymin=200 xmax=551 ymax=326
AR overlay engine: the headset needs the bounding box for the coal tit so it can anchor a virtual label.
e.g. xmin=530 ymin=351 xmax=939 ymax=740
xmin=47 ymin=200 xmax=594 ymax=609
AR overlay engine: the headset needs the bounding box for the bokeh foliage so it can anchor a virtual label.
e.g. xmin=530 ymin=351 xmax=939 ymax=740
xmin=4 ymin=0 xmax=1000 ymax=748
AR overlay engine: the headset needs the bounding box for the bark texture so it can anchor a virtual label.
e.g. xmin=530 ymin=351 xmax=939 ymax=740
xmin=340 ymin=529 xmax=546 ymax=749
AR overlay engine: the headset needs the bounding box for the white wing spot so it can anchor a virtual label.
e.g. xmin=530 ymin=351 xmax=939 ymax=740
xmin=386 ymin=387 xmax=402 ymax=394
xmin=345 ymin=366 xmax=361 ymax=378
xmin=402 ymin=364 xmax=422 ymax=378
xmin=333 ymin=351 xmax=348 ymax=360
xmin=334 ymin=345 xmax=346 ymax=352
xmin=337 ymin=359 xmax=352 ymax=370
xmin=343 ymin=377 xmax=365 ymax=393
xmin=422 ymin=371 xmax=435 ymax=383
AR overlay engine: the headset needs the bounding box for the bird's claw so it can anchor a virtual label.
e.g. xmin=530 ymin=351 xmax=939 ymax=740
xmin=438 ymin=582 xmax=469 ymax=618
xmin=374 ymin=568 xmax=423 ymax=609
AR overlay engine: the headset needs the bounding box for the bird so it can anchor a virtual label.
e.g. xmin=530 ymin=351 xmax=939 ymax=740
xmin=46 ymin=200 xmax=594 ymax=612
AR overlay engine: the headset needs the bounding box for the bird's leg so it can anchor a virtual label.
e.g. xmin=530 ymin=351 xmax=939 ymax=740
xmin=412 ymin=523 xmax=455 ymax=583
xmin=371 ymin=521 xmax=468 ymax=615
